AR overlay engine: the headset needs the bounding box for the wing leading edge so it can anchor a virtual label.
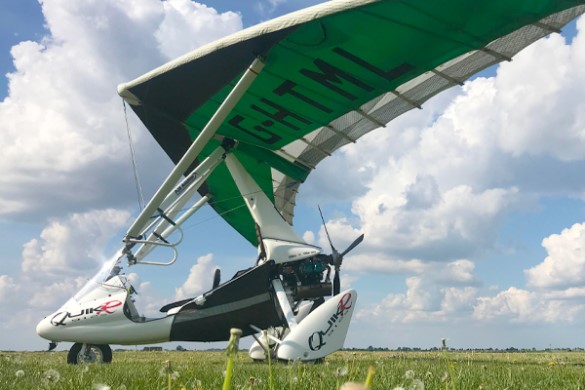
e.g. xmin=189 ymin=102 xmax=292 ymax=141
xmin=118 ymin=0 xmax=585 ymax=245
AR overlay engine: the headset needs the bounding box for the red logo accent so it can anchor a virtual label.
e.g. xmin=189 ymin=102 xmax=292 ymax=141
xmin=337 ymin=292 xmax=352 ymax=317
xmin=98 ymin=300 xmax=122 ymax=314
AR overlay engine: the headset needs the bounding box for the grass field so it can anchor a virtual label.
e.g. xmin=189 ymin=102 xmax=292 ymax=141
xmin=2 ymin=349 xmax=585 ymax=389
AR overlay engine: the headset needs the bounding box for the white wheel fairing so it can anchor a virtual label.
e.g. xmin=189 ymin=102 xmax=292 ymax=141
xmin=277 ymin=289 xmax=357 ymax=361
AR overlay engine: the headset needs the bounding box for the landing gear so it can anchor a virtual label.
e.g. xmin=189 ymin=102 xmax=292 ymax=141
xmin=67 ymin=343 xmax=112 ymax=364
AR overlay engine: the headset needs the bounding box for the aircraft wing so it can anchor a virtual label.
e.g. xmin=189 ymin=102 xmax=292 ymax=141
xmin=118 ymin=0 xmax=585 ymax=245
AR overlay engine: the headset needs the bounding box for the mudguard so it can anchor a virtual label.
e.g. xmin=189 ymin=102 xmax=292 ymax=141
xmin=277 ymin=289 xmax=357 ymax=361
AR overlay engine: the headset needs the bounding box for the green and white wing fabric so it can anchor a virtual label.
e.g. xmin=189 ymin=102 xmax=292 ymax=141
xmin=118 ymin=0 xmax=585 ymax=246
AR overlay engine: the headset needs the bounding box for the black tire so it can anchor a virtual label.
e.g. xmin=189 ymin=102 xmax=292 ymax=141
xmin=67 ymin=343 xmax=112 ymax=364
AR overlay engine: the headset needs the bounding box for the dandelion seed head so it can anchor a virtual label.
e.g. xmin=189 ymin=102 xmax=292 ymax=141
xmin=15 ymin=370 xmax=25 ymax=378
xmin=171 ymin=371 xmax=180 ymax=380
xmin=441 ymin=371 xmax=449 ymax=382
xmin=411 ymin=378 xmax=424 ymax=390
xmin=404 ymin=369 xmax=415 ymax=379
xmin=336 ymin=366 xmax=349 ymax=377
xmin=392 ymin=387 xmax=406 ymax=390
xmin=93 ymin=383 xmax=111 ymax=390
xmin=42 ymin=369 xmax=61 ymax=385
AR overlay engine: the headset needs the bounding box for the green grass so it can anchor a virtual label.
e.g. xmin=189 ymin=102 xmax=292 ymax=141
xmin=2 ymin=350 xmax=585 ymax=389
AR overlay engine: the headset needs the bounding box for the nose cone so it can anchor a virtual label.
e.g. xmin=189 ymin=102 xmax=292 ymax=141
xmin=36 ymin=315 xmax=59 ymax=341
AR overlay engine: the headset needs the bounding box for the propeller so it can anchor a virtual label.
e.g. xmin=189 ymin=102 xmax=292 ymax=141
xmin=318 ymin=206 xmax=364 ymax=295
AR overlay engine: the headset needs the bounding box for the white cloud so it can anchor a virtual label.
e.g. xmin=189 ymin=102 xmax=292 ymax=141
xmin=302 ymin=230 xmax=315 ymax=245
xmin=156 ymin=0 xmax=241 ymax=59
xmin=525 ymin=223 xmax=585 ymax=289
xmin=473 ymin=287 xmax=584 ymax=323
xmin=0 ymin=0 xmax=243 ymax=221
xmin=30 ymin=277 xmax=87 ymax=309
xmin=21 ymin=208 xmax=130 ymax=277
xmin=175 ymin=253 xmax=216 ymax=300
xmin=0 ymin=275 xmax=17 ymax=302
xmin=362 ymin=276 xmax=479 ymax=323
xmin=356 ymin=259 xmax=480 ymax=323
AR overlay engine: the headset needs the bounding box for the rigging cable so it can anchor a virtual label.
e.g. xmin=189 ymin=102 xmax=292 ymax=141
xmin=122 ymin=99 xmax=146 ymax=210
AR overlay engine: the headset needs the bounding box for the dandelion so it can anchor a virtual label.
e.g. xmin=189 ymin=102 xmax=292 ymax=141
xmin=336 ymin=366 xmax=349 ymax=377
xmin=42 ymin=369 xmax=61 ymax=385
xmin=411 ymin=378 xmax=424 ymax=390
xmin=248 ymin=376 xmax=256 ymax=388
xmin=223 ymin=328 xmax=242 ymax=390
xmin=404 ymin=369 xmax=415 ymax=379
xmin=441 ymin=371 xmax=450 ymax=383
xmin=15 ymin=370 xmax=25 ymax=378
xmin=93 ymin=384 xmax=111 ymax=390
xmin=392 ymin=387 xmax=406 ymax=390
xmin=162 ymin=360 xmax=179 ymax=390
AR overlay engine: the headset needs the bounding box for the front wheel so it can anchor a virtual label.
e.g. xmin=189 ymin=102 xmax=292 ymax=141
xmin=67 ymin=343 xmax=112 ymax=364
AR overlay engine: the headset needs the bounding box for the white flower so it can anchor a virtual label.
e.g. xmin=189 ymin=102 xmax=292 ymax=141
xmin=336 ymin=366 xmax=349 ymax=377
xmin=410 ymin=379 xmax=424 ymax=390
xmin=42 ymin=369 xmax=61 ymax=385
xmin=404 ymin=369 xmax=415 ymax=379
xmin=15 ymin=370 xmax=25 ymax=378
xmin=93 ymin=384 xmax=111 ymax=390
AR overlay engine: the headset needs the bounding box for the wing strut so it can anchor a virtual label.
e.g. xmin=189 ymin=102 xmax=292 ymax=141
xmin=122 ymin=56 xmax=266 ymax=264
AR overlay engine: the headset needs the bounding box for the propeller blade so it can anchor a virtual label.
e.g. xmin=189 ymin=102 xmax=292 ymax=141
xmin=318 ymin=205 xmax=337 ymax=254
xmin=333 ymin=270 xmax=340 ymax=295
xmin=340 ymin=234 xmax=364 ymax=257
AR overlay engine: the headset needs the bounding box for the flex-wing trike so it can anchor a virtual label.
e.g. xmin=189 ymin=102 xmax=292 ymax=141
xmin=36 ymin=108 xmax=363 ymax=364
xmin=36 ymin=0 xmax=585 ymax=365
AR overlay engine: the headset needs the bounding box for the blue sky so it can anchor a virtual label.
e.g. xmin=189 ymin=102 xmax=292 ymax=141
xmin=1 ymin=0 xmax=585 ymax=352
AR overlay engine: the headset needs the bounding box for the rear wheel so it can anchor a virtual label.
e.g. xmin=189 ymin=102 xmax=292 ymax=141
xmin=67 ymin=343 xmax=112 ymax=364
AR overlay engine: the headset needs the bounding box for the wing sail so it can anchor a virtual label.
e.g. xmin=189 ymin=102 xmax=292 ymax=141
xmin=118 ymin=0 xmax=585 ymax=245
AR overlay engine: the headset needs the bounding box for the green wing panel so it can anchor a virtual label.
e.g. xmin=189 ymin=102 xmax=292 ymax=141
xmin=119 ymin=0 xmax=585 ymax=246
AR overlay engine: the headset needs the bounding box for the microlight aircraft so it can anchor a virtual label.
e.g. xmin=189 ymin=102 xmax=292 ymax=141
xmin=37 ymin=0 xmax=585 ymax=364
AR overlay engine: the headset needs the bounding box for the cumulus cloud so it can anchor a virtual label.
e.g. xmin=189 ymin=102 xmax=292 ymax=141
xmin=525 ymin=223 xmax=585 ymax=289
xmin=21 ymin=208 xmax=130 ymax=277
xmin=175 ymin=253 xmax=216 ymax=300
xmin=362 ymin=275 xmax=479 ymax=323
xmin=0 ymin=275 xmax=17 ymax=302
xmin=473 ymin=287 xmax=585 ymax=323
xmin=156 ymin=0 xmax=241 ymax=59
xmin=355 ymin=258 xmax=480 ymax=323
xmin=0 ymin=0 xmax=243 ymax=221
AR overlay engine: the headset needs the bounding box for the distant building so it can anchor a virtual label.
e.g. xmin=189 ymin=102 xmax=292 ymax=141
xmin=142 ymin=346 xmax=163 ymax=351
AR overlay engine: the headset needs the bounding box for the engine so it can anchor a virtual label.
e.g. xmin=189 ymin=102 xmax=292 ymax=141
xmin=278 ymin=254 xmax=332 ymax=300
